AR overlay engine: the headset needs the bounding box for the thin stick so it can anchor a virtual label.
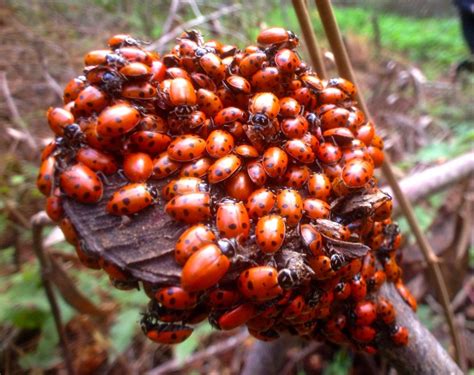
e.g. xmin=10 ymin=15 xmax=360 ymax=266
xmin=147 ymin=4 xmax=242 ymax=52
xmin=31 ymin=212 xmax=75 ymax=375
xmin=291 ymin=0 xmax=327 ymax=78
xmin=146 ymin=331 xmax=248 ymax=375
xmin=312 ymin=0 xmax=463 ymax=364
xmin=0 ymin=72 xmax=38 ymax=151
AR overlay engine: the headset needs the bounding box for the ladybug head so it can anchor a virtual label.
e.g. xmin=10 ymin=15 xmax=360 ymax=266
xmin=330 ymin=253 xmax=345 ymax=271
xmin=105 ymin=53 xmax=127 ymax=67
xmin=147 ymin=185 xmax=160 ymax=202
xmin=194 ymin=47 xmax=208 ymax=58
xmin=63 ymin=123 xmax=84 ymax=146
xmin=217 ymin=238 xmax=236 ymax=258
xmin=250 ymin=113 xmax=270 ymax=128
xmin=277 ymin=268 xmax=297 ymax=290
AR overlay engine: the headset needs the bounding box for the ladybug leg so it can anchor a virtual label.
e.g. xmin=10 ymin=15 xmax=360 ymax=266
xmin=119 ymin=215 xmax=132 ymax=227
xmin=96 ymin=170 xmax=112 ymax=185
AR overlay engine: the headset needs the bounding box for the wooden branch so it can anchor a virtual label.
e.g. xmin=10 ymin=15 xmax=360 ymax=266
xmin=147 ymin=4 xmax=242 ymax=53
xmin=292 ymin=0 xmax=327 ymax=78
xmin=382 ymin=152 xmax=474 ymax=215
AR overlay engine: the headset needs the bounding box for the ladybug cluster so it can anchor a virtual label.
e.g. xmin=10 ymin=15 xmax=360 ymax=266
xmin=37 ymin=28 xmax=416 ymax=351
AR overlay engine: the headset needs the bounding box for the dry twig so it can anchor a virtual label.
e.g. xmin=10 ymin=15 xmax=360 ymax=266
xmin=147 ymin=4 xmax=242 ymax=53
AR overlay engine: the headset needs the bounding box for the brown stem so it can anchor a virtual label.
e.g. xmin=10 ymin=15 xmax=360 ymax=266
xmin=312 ymin=0 xmax=462 ymax=365
xmin=291 ymin=0 xmax=327 ymax=79
xmin=31 ymin=212 xmax=75 ymax=375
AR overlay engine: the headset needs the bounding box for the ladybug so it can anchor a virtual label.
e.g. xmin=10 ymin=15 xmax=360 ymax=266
xmin=224 ymin=75 xmax=252 ymax=95
xmin=307 ymin=173 xmax=332 ymax=201
xmin=162 ymin=177 xmax=208 ymax=201
xmin=47 ymin=107 xmax=75 ymax=136
xmin=106 ymin=183 xmax=158 ymax=215
xmin=316 ymin=142 xmax=342 ymax=165
xmin=239 ymin=52 xmax=267 ymax=78
xmin=342 ymin=158 xmax=374 ymax=188
xmin=207 ymin=154 xmax=242 ymax=184
xmin=83 ymin=49 xmax=110 ymax=66
xmin=181 ymin=243 xmax=230 ymax=292
xmin=249 ymin=92 xmax=280 ymax=123
xmin=37 ymin=156 xmax=56 ymax=196
xmin=395 ymin=280 xmax=417 ymax=312
xmin=59 ymin=217 xmax=78 ymax=245
xmin=355 ymin=121 xmax=375 ymax=146
xmin=279 ymin=97 xmax=302 ymax=117
xmin=390 ymin=325 xmax=409 ymax=346
xmin=121 ymin=82 xmax=156 ymax=99
xmin=108 ymin=34 xmax=140 ymax=49
xmin=300 ymin=224 xmax=323 ymax=256
xmin=262 ymin=147 xmax=288 ymax=177
xmin=217 ymin=303 xmax=256 ymax=330
xmin=142 ymin=320 xmax=193 ymax=344
xmin=318 ymin=87 xmax=348 ymax=105
xmin=237 ymin=266 xmax=282 ymax=301
xmin=180 ymin=157 xmax=212 ymax=178
xmin=175 ymin=224 xmax=216 ymax=265
xmin=281 ymin=115 xmax=308 ymax=139
xmin=45 ymin=190 xmax=64 ymax=222
xmin=303 ymin=198 xmax=330 ymax=220
xmin=361 ymin=252 xmax=376 ymax=279
xmin=351 ymin=300 xmax=377 ymax=326
xmin=246 ymin=316 xmax=275 ymax=332
xmin=63 ymin=77 xmax=86 ymax=104
xmin=246 ymin=188 xmax=276 ymax=219
xmin=276 ymin=189 xmax=303 ymax=227
xmin=206 ymin=129 xmax=234 ymax=158
xmin=308 ymin=255 xmax=335 ymax=280
xmin=151 ymin=152 xmax=181 ymax=179
xmin=155 ymin=286 xmax=198 ymax=310
xmin=323 ymin=127 xmax=355 ymax=146
xmin=116 ymin=47 xmax=153 ymax=66
xmin=350 ymin=273 xmax=367 ymax=302
xmin=165 ymin=192 xmax=211 ymax=224
xmin=59 ymin=163 xmax=103 ymax=204
xmin=196 ymin=89 xmax=223 ymax=116
xmin=247 ymin=161 xmax=267 ymax=186
xmin=313 ymin=219 xmax=351 ymax=241
xmin=119 ymin=62 xmax=151 ymax=80
xmin=208 ymin=288 xmax=241 ymax=309
xmin=123 ymin=152 xmax=153 ymax=182
xmin=75 ymin=243 xmax=101 ymax=270
xmin=383 ymin=254 xmax=401 ymax=282
xmin=367 ymin=270 xmax=386 ymax=292
xmin=167 ymin=134 xmax=206 ymax=162
xmin=127 ymin=130 xmax=172 ymax=155
xmin=169 ymin=78 xmax=197 ymax=115
xmin=150 ymin=60 xmax=167 ymax=83
xmin=224 ymin=171 xmax=255 ymax=201
xmin=376 ymin=297 xmax=396 ymax=325
xmin=282 ymin=295 xmax=306 ymax=319
xmin=251 ymin=67 xmax=281 ymax=91
xmin=334 ymin=280 xmax=351 ymax=301
xmin=284 ymin=139 xmax=315 ymax=163
xmin=216 ymin=200 xmax=250 ymax=241
xmin=327 ymin=77 xmax=356 ymax=98
xmin=213 ymin=107 xmax=246 ymax=127
xmin=76 ymin=147 xmax=118 ymax=175
xmin=350 ymin=325 xmax=376 ymax=343
xmin=73 ymin=85 xmax=108 ymax=117
xmin=198 ymin=52 xmax=226 ymax=81
xmin=257 ymin=27 xmax=299 ymax=49
xmin=255 ymin=214 xmax=286 ymax=253
xmin=187 ymin=110 xmax=207 ymax=130
xmin=97 ymin=103 xmax=140 ymax=137
xmin=274 ymin=48 xmax=301 ymax=74
xmin=282 ymin=165 xmax=310 ymax=189
xmin=368 ymin=146 xmax=384 ymax=168
xmin=234 ymin=144 xmax=259 ymax=159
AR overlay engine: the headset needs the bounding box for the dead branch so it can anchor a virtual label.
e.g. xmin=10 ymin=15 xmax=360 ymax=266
xmin=0 ymin=71 xmax=38 ymax=151
xmin=383 ymin=152 xmax=474 ymax=215
xmin=147 ymin=4 xmax=242 ymax=53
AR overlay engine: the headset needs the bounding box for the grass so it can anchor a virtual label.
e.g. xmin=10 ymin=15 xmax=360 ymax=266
xmin=253 ymin=5 xmax=466 ymax=79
